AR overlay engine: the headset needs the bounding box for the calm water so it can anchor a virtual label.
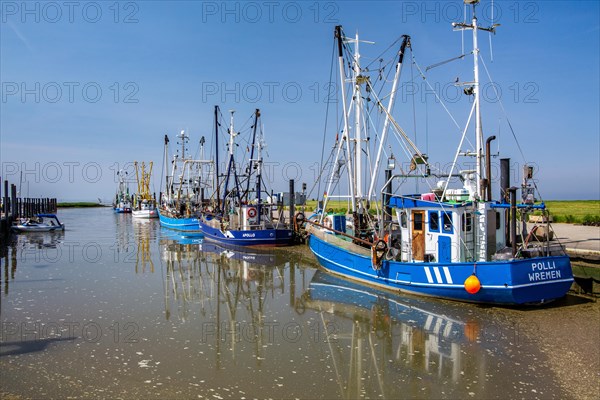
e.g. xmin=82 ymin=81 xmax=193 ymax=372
xmin=1 ymin=208 xmax=569 ymax=399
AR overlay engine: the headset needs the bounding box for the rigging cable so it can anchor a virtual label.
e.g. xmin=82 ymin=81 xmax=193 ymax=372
xmin=412 ymin=55 xmax=475 ymax=150
xmin=363 ymin=34 xmax=404 ymax=72
xmin=410 ymin=47 xmax=419 ymax=192
xmin=479 ymin=56 xmax=544 ymax=201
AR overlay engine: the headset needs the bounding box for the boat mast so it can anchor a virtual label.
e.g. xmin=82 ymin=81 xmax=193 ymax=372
xmin=368 ymin=35 xmax=410 ymax=199
xmin=353 ymin=31 xmax=363 ymax=202
xmin=245 ymin=109 xmax=260 ymax=202
xmin=180 ymin=130 xmax=187 ymax=160
xmin=472 ymin=6 xmax=484 ymax=198
xmin=163 ymin=134 xmax=170 ymax=202
xmin=335 ymin=25 xmax=356 ymax=213
xmin=134 ymin=161 xmax=141 ymax=196
xmin=454 ymin=0 xmax=499 ymax=261
xmin=222 ymin=110 xmax=241 ymax=211
xmin=256 ymin=125 xmax=263 ymax=205
xmin=255 ymin=120 xmax=264 ymax=225
xmin=199 ymin=136 xmax=205 ymax=203
xmin=214 ymin=105 xmax=221 ymax=212
xmin=175 ymin=130 xmax=189 ymax=207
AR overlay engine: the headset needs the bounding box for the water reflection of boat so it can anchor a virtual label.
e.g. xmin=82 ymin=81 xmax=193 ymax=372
xmin=300 ymin=271 xmax=485 ymax=399
xmin=13 ymin=228 xmax=64 ymax=246
xmin=160 ymin=236 xmax=206 ymax=322
xmin=201 ymin=241 xmax=280 ymax=268
xmin=132 ymin=218 xmax=158 ymax=273
xmin=159 ymin=233 xmax=308 ymax=370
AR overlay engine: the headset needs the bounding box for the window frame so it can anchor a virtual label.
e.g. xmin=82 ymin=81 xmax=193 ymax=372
xmin=442 ymin=212 xmax=453 ymax=234
xmin=428 ymin=211 xmax=440 ymax=232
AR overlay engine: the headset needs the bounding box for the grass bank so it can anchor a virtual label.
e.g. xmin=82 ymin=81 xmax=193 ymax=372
xmin=57 ymin=202 xmax=106 ymax=208
xmin=544 ymin=200 xmax=600 ymax=225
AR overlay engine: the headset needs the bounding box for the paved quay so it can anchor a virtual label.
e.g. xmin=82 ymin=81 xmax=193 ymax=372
xmin=551 ymin=223 xmax=600 ymax=261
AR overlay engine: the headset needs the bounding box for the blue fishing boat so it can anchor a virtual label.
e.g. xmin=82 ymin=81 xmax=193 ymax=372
xmin=199 ymin=107 xmax=294 ymax=247
xmin=158 ymin=130 xmax=213 ymax=236
xmin=306 ymin=1 xmax=573 ymax=306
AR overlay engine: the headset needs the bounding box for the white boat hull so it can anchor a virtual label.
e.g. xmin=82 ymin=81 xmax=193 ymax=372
xmin=132 ymin=209 xmax=158 ymax=219
xmin=12 ymin=224 xmax=65 ymax=232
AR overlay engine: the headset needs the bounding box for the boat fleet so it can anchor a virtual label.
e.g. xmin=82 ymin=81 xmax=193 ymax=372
xmin=15 ymin=0 xmax=574 ymax=306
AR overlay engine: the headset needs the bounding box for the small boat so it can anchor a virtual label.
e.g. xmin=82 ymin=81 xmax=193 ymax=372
xmin=132 ymin=161 xmax=158 ymax=219
xmin=158 ymin=131 xmax=213 ymax=235
xmin=199 ymin=107 xmax=294 ymax=247
xmin=113 ymin=170 xmax=132 ymax=213
xmin=133 ymin=199 xmax=158 ymax=219
xmin=12 ymin=213 xmax=65 ymax=232
xmin=306 ymin=1 xmax=573 ymax=306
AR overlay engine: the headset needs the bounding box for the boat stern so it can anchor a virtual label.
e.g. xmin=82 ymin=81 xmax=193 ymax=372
xmin=507 ymin=256 xmax=574 ymax=304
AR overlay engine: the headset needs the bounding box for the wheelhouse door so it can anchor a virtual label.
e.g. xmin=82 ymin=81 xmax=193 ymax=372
xmin=411 ymin=211 xmax=425 ymax=261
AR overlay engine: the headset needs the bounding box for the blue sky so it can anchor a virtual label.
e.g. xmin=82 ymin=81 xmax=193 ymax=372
xmin=1 ymin=0 xmax=599 ymax=201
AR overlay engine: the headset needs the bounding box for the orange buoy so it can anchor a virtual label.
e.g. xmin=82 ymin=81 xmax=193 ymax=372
xmin=464 ymin=274 xmax=481 ymax=294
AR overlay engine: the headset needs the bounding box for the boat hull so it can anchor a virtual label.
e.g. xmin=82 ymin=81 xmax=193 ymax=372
xmin=158 ymin=209 xmax=203 ymax=236
xmin=132 ymin=209 xmax=158 ymax=219
xmin=199 ymin=220 xmax=293 ymax=247
xmin=308 ymin=233 xmax=574 ymax=305
xmin=12 ymin=224 xmax=65 ymax=233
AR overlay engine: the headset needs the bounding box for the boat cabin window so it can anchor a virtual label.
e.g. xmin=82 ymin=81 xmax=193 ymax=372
xmin=428 ymin=211 xmax=439 ymax=232
xmin=462 ymin=213 xmax=473 ymax=232
xmin=413 ymin=212 xmax=423 ymax=231
xmin=400 ymin=211 xmax=407 ymax=228
xmin=442 ymin=212 xmax=453 ymax=234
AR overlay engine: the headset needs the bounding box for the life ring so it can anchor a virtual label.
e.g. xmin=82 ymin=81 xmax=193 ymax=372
xmin=247 ymin=207 xmax=258 ymax=219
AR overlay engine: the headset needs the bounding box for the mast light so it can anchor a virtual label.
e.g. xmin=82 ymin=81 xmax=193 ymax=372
xmin=387 ymin=155 xmax=396 ymax=170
